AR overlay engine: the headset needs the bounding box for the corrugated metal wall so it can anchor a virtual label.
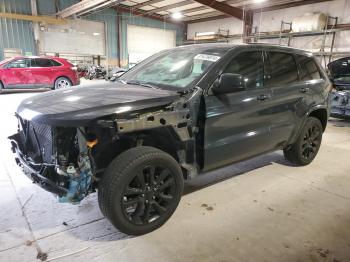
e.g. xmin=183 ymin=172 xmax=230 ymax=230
xmin=0 ymin=0 xmax=184 ymax=66
xmin=0 ymin=0 xmax=36 ymax=60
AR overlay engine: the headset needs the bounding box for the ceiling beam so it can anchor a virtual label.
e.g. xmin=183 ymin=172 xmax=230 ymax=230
xmin=191 ymin=0 xmax=243 ymax=20
xmin=251 ymin=0 xmax=334 ymax=12
xmin=186 ymin=0 xmax=334 ymax=23
xmin=114 ymin=5 xmax=183 ymax=25
xmin=131 ymin=0 xmax=164 ymax=9
xmin=0 ymin=12 xmax=67 ymax=24
xmin=148 ymin=1 xmax=194 ymax=14
xmin=57 ymin=0 xmax=111 ymax=18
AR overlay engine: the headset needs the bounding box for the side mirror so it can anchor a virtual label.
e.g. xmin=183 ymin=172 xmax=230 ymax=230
xmin=212 ymin=73 xmax=244 ymax=95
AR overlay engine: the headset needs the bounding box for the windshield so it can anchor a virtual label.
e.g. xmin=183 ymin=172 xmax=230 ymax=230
xmin=120 ymin=47 xmax=226 ymax=90
xmin=0 ymin=58 xmax=13 ymax=67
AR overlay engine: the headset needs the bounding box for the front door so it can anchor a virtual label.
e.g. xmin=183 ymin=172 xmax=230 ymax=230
xmin=203 ymin=50 xmax=274 ymax=171
xmin=2 ymin=58 xmax=31 ymax=88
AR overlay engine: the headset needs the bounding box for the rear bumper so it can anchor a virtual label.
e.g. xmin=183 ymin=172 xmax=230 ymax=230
xmin=9 ymin=133 xmax=68 ymax=196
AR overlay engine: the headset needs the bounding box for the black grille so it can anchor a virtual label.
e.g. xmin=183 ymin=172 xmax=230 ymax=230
xmin=19 ymin=117 xmax=53 ymax=164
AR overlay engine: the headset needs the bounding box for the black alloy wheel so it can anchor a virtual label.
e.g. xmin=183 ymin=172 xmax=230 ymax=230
xmin=98 ymin=146 xmax=184 ymax=235
xmin=122 ymin=165 xmax=176 ymax=226
xmin=300 ymin=124 xmax=322 ymax=161
xmin=283 ymin=117 xmax=323 ymax=166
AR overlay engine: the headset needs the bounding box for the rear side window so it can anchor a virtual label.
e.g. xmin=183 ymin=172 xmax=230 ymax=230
xmin=223 ymin=51 xmax=264 ymax=89
xmin=33 ymin=58 xmax=53 ymax=67
xmin=296 ymin=55 xmax=322 ymax=80
xmin=266 ymin=52 xmax=298 ymax=86
xmin=51 ymin=59 xmax=62 ymax=66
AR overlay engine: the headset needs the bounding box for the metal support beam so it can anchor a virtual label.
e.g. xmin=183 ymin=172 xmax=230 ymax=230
xmin=192 ymin=0 xmax=243 ymax=20
xmin=0 ymin=12 xmax=66 ymax=25
xmin=131 ymin=0 xmax=164 ymax=10
xmin=31 ymin=0 xmax=40 ymax=55
xmin=251 ymin=0 xmax=334 ymax=13
xmin=148 ymin=1 xmax=193 ymax=15
xmin=114 ymin=6 xmax=183 ymax=25
xmin=57 ymin=0 xmax=110 ymax=18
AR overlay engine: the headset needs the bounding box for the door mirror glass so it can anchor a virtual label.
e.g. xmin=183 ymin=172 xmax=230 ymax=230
xmin=212 ymin=73 xmax=244 ymax=95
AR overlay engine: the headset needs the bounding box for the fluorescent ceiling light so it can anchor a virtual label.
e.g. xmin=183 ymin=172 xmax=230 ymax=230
xmin=171 ymin=12 xmax=183 ymax=19
xmin=93 ymin=32 xmax=100 ymax=36
xmin=254 ymin=0 xmax=266 ymax=3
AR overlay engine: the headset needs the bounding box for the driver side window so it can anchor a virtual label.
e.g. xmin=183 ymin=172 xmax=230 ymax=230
xmin=224 ymin=51 xmax=264 ymax=89
xmin=7 ymin=59 xmax=30 ymax=68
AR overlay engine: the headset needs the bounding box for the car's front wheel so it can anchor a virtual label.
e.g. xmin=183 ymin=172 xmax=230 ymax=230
xmin=54 ymin=77 xmax=72 ymax=90
xmin=283 ymin=117 xmax=323 ymax=166
xmin=98 ymin=146 xmax=184 ymax=235
xmin=0 ymin=81 xmax=4 ymax=92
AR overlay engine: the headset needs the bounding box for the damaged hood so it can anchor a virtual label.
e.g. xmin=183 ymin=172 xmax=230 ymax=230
xmin=17 ymin=83 xmax=180 ymax=126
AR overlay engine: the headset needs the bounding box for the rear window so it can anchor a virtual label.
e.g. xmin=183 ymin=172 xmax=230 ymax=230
xmin=266 ymin=52 xmax=299 ymax=86
xmin=51 ymin=59 xmax=62 ymax=66
xmin=33 ymin=58 xmax=53 ymax=67
xmin=296 ymin=55 xmax=322 ymax=80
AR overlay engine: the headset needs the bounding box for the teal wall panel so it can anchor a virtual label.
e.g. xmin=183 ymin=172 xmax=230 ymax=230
xmin=0 ymin=0 xmax=185 ymax=66
xmin=0 ymin=0 xmax=36 ymax=60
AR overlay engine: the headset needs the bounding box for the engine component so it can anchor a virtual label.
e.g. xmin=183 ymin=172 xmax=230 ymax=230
xmin=58 ymin=154 xmax=93 ymax=204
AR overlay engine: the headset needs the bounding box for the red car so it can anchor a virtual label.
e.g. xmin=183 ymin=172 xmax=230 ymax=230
xmin=0 ymin=56 xmax=80 ymax=91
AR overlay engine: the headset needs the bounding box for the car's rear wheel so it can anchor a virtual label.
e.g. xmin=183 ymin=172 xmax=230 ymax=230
xmin=283 ymin=117 xmax=323 ymax=166
xmin=98 ymin=146 xmax=184 ymax=235
xmin=54 ymin=77 xmax=72 ymax=90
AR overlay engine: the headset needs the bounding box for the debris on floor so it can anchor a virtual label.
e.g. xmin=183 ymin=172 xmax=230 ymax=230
xmin=37 ymin=251 xmax=48 ymax=261
xmin=201 ymin=203 xmax=214 ymax=211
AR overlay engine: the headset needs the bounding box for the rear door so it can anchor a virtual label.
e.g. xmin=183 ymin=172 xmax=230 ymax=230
xmin=204 ymin=49 xmax=275 ymax=171
xmin=1 ymin=58 xmax=31 ymax=88
xmin=29 ymin=58 xmax=56 ymax=86
xmin=264 ymin=51 xmax=305 ymax=148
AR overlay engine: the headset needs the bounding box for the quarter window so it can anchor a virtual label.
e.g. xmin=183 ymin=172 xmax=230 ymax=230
xmin=223 ymin=51 xmax=264 ymax=89
xmin=266 ymin=52 xmax=298 ymax=86
xmin=296 ymin=55 xmax=322 ymax=80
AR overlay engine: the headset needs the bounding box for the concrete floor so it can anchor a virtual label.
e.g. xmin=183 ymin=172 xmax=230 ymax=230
xmin=1 ymin=81 xmax=350 ymax=262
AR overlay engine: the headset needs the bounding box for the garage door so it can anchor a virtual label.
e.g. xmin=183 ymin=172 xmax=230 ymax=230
xmin=127 ymin=25 xmax=176 ymax=65
xmin=39 ymin=19 xmax=105 ymax=56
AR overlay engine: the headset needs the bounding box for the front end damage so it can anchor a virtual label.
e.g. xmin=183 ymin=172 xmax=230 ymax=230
xmin=9 ymin=88 xmax=202 ymax=204
xmin=9 ymin=120 xmax=96 ymax=204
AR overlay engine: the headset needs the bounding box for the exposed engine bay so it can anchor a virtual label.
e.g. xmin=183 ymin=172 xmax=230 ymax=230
xmin=9 ymin=90 xmax=200 ymax=204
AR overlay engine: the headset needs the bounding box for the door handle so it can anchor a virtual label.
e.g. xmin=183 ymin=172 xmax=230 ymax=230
xmin=300 ymin=87 xmax=310 ymax=93
xmin=257 ymin=94 xmax=270 ymax=101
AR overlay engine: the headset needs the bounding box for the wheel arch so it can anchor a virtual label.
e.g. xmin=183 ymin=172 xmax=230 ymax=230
xmin=93 ymin=126 xmax=194 ymax=180
xmin=308 ymin=107 xmax=328 ymax=131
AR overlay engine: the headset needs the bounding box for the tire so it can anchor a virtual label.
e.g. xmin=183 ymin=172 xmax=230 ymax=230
xmin=54 ymin=77 xmax=72 ymax=90
xmin=0 ymin=81 xmax=3 ymax=93
xmin=98 ymin=146 xmax=184 ymax=235
xmin=283 ymin=117 xmax=323 ymax=166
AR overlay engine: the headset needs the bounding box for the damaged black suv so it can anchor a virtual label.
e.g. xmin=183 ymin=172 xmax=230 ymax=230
xmin=9 ymin=44 xmax=331 ymax=235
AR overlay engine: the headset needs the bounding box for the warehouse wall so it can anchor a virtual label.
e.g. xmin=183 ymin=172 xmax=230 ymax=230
xmin=119 ymin=13 xmax=184 ymax=67
xmin=0 ymin=0 xmax=36 ymax=60
xmin=253 ymin=0 xmax=350 ymax=54
xmin=187 ymin=17 xmax=243 ymax=40
xmin=0 ymin=0 xmax=184 ymax=67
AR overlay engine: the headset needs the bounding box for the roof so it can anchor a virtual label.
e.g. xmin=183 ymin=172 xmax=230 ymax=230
xmin=176 ymin=42 xmax=313 ymax=55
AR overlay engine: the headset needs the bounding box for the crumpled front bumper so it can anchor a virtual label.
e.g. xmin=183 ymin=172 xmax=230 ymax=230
xmin=9 ymin=133 xmax=68 ymax=196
